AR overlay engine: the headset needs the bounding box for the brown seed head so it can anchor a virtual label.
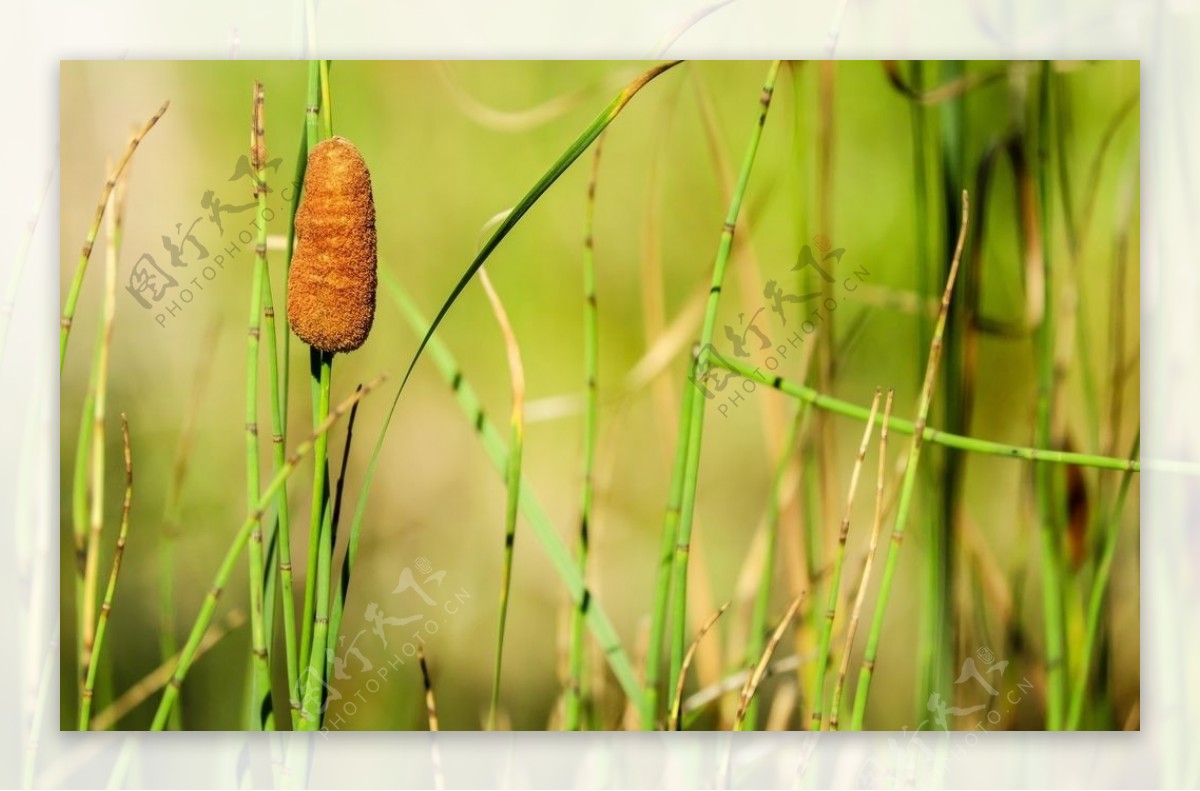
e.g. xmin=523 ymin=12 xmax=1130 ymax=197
xmin=288 ymin=136 xmax=377 ymax=353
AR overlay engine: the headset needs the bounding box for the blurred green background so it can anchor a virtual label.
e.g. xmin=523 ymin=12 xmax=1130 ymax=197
xmin=60 ymin=60 xmax=1139 ymax=730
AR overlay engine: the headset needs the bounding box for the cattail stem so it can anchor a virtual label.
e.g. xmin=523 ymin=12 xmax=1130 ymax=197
xmin=298 ymin=351 xmax=333 ymax=730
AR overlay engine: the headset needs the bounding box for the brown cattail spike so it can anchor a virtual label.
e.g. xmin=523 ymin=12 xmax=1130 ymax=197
xmin=288 ymin=136 xmax=377 ymax=353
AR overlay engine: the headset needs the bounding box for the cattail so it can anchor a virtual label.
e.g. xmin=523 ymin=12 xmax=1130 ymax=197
xmin=288 ymin=136 xmax=377 ymax=353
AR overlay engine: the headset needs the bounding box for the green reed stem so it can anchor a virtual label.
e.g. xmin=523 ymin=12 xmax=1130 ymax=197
xmin=1034 ymin=63 xmax=1067 ymax=730
xmin=811 ymin=388 xmax=881 ymax=730
xmin=715 ymin=357 xmax=1142 ymax=474
xmin=80 ymin=417 xmax=132 ymax=730
xmin=850 ymin=190 xmax=969 ymax=730
xmin=242 ymin=81 xmax=275 ymax=731
xmin=565 ymin=135 xmax=605 ymax=731
xmin=477 ymin=268 xmax=527 ymax=732
xmin=829 ymin=390 xmax=894 ymax=730
xmin=646 ymin=384 xmax=693 ymax=729
xmin=381 ymin=270 xmax=648 ymax=719
xmin=60 ymin=102 xmax=168 ymax=372
xmin=668 ymin=60 xmax=782 ymax=704
xmin=1068 ymin=432 xmax=1140 ymax=729
xmin=150 ymin=378 xmax=382 ymax=731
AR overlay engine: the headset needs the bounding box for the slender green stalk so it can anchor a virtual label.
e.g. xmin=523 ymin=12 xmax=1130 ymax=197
xmin=565 ymin=136 xmax=605 ymax=730
xmin=80 ymin=167 xmax=126 ymax=708
xmin=1034 ymin=63 xmax=1067 ymax=730
xmin=380 ymin=270 xmax=648 ymax=717
xmin=150 ymin=377 xmax=384 ymax=730
xmin=319 ymin=60 xmax=333 ymax=138
xmin=830 ymin=390 xmax=895 ymax=730
xmin=715 ymin=358 xmax=1142 ymax=474
xmin=742 ymin=402 xmax=808 ymax=729
xmin=80 ymin=416 xmax=132 ymax=730
xmin=60 ymin=101 xmax=168 ymax=371
xmin=298 ymin=353 xmax=333 ymax=730
xmin=850 ymin=190 xmax=970 ymax=730
xmin=733 ymin=593 xmax=803 ymax=730
xmin=478 ymin=268 xmax=526 ymax=731
xmin=810 ymin=388 xmax=881 ymax=730
xmin=242 ymin=80 xmax=275 ymax=732
xmin=645 ymin=382 xmax=693 ymax=728
xmin=668 ymin=602 xmax=729 ymax=730
xmin=1068 ymin=432 xmax=1139 ymax=729
xmin=669 ymin=60 xmax=782 ymax=711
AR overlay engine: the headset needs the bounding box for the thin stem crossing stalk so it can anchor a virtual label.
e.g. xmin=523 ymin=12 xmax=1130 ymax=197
xmin=150 ymin=378 xmax=384 ymax=731
xmin=668 ymin=59 xmax=782 ymax=708
xmin=850 ymin=190 xmax=970 ymax=730
xmin=810 ymin=388 xmax=881 ymax=730
xmin=713 ymin=358 xmax=1141 ymax=474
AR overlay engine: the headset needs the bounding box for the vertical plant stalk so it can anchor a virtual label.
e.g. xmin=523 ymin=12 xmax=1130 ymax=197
xmin=80 ymin=416 xmax=132 ymax=730
xmin=1067 ymin=432 xmax=1139 ymax=729
xmin=810 ymin=388 xmax=882 ymax=730
xmin=850 ymin=190 xmax=970 ymax=730
xmin=478 ymin=268 xmax=527 ymax=731
xmin=299 ymin=352 xmax=333 ymax=730
xmin=60 ymin=101 xmax=168 ymax=371
xmin=325 ymin=385 xmax=365 ymax=692
xmin=668 ymin=602 xmax=730 ymax=730
xmin=79 ymin=162 xmax=127 ymax=706
xmin=645 ymin=382 xmax=693 ymax=728
xmin=565 ymin=135 xmax=605 ymax=731
xmin=151 ymin=378 xmax=383 ymax=730
xmin=243 ymin=80 xmax=275 ymax=731
xmin=668 ymin=59 xmax=782 ymax=710
xmin=1034 ymin=63 xmax=1068 ymax=730
xmin=733 ymin=593 xmax=804 ymax=730
xmin=829 ymin=389 xmax=894 ymax=730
